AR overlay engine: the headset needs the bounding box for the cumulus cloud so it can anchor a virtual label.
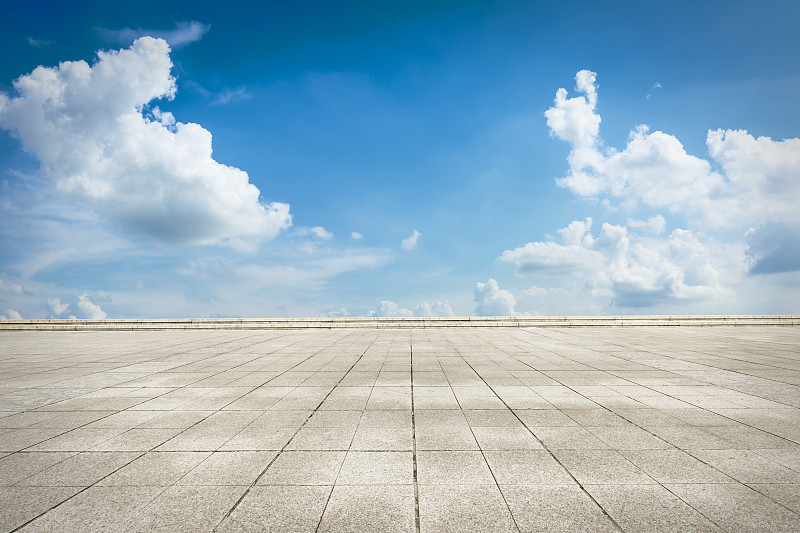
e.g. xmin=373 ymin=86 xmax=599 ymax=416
xmin=401 ymin=230 xmax=421 ymax=250
xmin=474 ymin=279 xmax=516 ymax=316
xmin=46 ymin=298 xmax=69 ymax=317
xmin=415 ymin=301 xmax=455 ymax=317
xmin=368 ymin=300 xmax=454 ymax=317
xmin=311 ymin=226 xmax=334 ymax=240
xmin=627 ymin=215 xmax=666 ymax=234
xmin=500 ymin=219 xmax=723 ymax=307
xmin=76 ymin=293 xmax=107 ymax=319
xmin=547 ymin=71 xmax=800 ymax=232
xmin=370 ymin=300 xmax=414 ymax=317
xmin=0 ymin=37 xmax=291 ymax=249
xmin=350 ymin=232 xmax=363 ymax=240
xmin=0 ymin=309 xmax=23 ymax=320
xmin=97 ymin=21 xmax=210 ymax=49
xmin=522 ymin=285 xmax=548 ymax=298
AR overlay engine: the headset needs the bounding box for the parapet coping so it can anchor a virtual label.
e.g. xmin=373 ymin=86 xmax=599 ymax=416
xmin=1 ymin=315 xmax=798 ymax=331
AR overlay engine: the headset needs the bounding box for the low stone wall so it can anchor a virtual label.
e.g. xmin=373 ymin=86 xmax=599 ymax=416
xmin=1 ymin=315 xmax=798 ymax=330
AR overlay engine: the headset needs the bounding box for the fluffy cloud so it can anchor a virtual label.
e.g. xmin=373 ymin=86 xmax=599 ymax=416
xmin=43 ymin=294 xmax=106 ymax=319
xmin=415 ymin=301 xmax=455 ymax=317
xmin=368 ymin=300 xmax=454 ymax=317
xmin=627 ymin=215 xmax=666 ymax=235
xmin=350 ymin=232 xmax=363 ymax=240
xmin=501 ymin=219 xmax=724 ymax=307
xmin=76 ymin=293 xmax=107 ymax=319
xmin=546 ymin=70 xmax=800 ymax=275
xmin=0 ymin=37 xmax=291 ymax=249
xmin=401 ymin=230 xmax=421 ymax=250
xmin=547 ymin=71 xmax=800 ymax=231
xmin=0 ymin=309 xmax=23 ymax=320
xmin=311 ymin=226 xmax=334 ymax=240
xmin=97 ymin=21 xmax=210 ymax=48
xmin=474 ymin=279 xmax=516 ymax=316
xmin=46 ymin=298 xmax=69 ymax=317
xmin=370 ymin=300 xmax=414 ymax=317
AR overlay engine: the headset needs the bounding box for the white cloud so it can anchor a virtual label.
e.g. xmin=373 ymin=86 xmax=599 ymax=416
xmin=76 ymin=293 xmax=107 ymax=319
xmin=350 ymin=232 xmax=363 ymax=240
xmin=627 ymin=215 xmax=666 ymax=234
xmin=311 ymin=226 xmax=334 ymax=240
xmin=557 ymin=217 xmax=595 ymax=246
xmin=370 ymin=300 xmax=414 ymax=317
xmin=46 ymin=298 xmax=69 ymax=317
xmin=97 ymin=21 xmax=210 ymax=49
xmin=547 ymin=71 xmax=800 ymax=232
xmin=0 ymin=309 xmax=22 ymax=320
xmin=401 ymin=230 xmax=420 ymax=250
xmin=368 ymin=299 xmax=454 ymax=317
xmin=474 ymin=279 xmax=516 ymax=316
xmin=544 ymin=69 xmax=603 ymax=178
xmin=0 ymin=37 xmax=291 ymax=249
xmin=414 ymin=301 xmax=455 ymax=317
xmin=500 ymin=219 xmax=724 ymax=307
xmin=500 ymin=216 xmax=602 ymax=275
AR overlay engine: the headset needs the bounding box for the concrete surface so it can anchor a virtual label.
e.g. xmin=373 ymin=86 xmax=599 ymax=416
xmin=1 ymin=326 xmax=799 ymax=532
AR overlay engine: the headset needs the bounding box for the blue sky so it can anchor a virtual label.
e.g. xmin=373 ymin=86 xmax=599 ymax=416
xmin=1 ymin=0 xmax=799 ymax=319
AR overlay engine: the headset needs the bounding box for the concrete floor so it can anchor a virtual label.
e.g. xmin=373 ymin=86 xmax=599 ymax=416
xmin=1 ymin=326 xmax=799 ymax=532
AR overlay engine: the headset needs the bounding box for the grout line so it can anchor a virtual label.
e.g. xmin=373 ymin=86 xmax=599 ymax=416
xmin=205 ymin=330 xmax=375 ymax=533
xmin=495 ymin=328 xmax=743 ymax=530
xmin=9 ymin=450 xmax=151 ymax=533
xmin=410 ymin=334 xmax=422 ymax=533
xmin=446 ymin=331 xmax=626 ymax=533
xmin=435 ymin=331 xmax=522 ymax=533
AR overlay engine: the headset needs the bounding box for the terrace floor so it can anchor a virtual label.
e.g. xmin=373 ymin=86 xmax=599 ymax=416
xmin=1 ymin=326 xmax=799 ymax=532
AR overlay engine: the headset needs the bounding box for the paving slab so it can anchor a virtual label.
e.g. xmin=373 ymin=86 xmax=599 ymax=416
xmin=1 ymin=325 xmax=799 ymax=532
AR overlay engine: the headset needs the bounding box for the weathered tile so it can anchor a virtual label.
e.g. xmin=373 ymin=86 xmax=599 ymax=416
xmin=667 ymin=483 xmax=800 ymax=533
xmin=484 ymin=450 xmax=573 ymax=485
xmin=336 ymin=451 xmax=413 ymax=484
xmin=0 ymin=486 xmax=81 ymax=532
xmin=587 ymin=484 xmax=724 ymax=532
xmin=416 ymin=451 xmax=494 ymax=484
xmin=257 ymin=451 xmax=345 ymax=485
xmin=502 ymin=484 xmax=618 ymax=533
xmin=178 ymin=451 xmax=276 ymax=485
xmin=318 ymin=484 xmax=415 ymax=532
xmin=98 ymin=451 xmax=209 ymax=486
xmin=418 ymin=484 xmax=517 ymax=533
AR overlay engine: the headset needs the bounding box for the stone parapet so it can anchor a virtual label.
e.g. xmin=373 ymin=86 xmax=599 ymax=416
xmin=1 ymin=315 xmax=798 ymax=330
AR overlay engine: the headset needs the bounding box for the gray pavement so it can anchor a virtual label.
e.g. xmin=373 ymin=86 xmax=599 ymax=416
xmin=1 ymin=326 xmax=799 ymax=532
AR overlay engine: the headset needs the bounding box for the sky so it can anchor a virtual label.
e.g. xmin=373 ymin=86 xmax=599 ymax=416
xmin=1 ymin=0 xmax=799 ymax=319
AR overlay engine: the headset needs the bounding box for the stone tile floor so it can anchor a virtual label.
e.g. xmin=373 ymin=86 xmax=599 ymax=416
xmin=0 ymin=326 xmax=799 ymax=532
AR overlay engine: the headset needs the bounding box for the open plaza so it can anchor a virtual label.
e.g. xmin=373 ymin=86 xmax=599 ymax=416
xmin=1 ymin=320 xmax=799 ymax=532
